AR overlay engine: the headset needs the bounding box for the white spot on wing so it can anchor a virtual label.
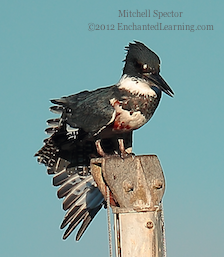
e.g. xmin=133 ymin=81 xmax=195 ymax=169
xmin=66 ymin=124 xmax=79 ymax=139
xmin=118 ymin=75 xmax=157 ymax=97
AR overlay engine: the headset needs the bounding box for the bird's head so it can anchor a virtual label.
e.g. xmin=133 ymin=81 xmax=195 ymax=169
xmin=123 ymin=41 xmax=174 ymax=97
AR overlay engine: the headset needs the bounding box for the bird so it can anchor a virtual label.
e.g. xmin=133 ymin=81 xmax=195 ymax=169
xmin=35 ymin=41 xmax=173 ymax=241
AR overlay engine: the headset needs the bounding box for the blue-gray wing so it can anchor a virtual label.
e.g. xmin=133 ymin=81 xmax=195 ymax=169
xmin=51 ymin=86 xmax=121 ymax=134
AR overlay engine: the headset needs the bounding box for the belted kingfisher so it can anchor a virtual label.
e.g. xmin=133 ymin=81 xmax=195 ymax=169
xmin=35 ymin=41 xmax=173 ymax=241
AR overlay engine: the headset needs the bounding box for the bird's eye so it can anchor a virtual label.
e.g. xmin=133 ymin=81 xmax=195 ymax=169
xmin=143 ymin=64 xmax=148 ymax=70
xmin=142 ymin=63 xmax=153 ymax=74
xmin=135 ymin=61 xmax=152 ymax=74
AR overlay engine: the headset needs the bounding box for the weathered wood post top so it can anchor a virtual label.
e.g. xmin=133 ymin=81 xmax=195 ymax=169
xmin=91 ymin=155 xmax=166 ymax=257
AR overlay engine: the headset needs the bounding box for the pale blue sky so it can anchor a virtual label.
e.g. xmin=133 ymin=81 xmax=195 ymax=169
xmin=1 ymin=1 xmax=223 ymax=256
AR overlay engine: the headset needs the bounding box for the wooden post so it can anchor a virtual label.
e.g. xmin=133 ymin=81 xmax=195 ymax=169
xmin=91 ymin=155 xmax=166 ymax=257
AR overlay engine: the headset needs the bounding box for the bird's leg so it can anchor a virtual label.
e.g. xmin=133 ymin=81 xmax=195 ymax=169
xmin=95 ymin=139 xmax=107 ymax=157
xmin=118 ymin=138 xmax=127 ymax=158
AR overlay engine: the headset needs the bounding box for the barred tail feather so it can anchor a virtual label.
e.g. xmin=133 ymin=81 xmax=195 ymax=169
xmin=35 ymin=106 xmax=104 ymax=240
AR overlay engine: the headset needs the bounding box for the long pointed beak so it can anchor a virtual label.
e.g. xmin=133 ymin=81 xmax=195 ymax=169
xmin=145 ymin=73 xmax=174 ymax=97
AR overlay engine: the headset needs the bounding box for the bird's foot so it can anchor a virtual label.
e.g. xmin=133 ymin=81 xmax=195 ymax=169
xmin=118 ymin=138 xmax=134 ymax=159
xmin=120 ymin=151 xmax=135 ymax=159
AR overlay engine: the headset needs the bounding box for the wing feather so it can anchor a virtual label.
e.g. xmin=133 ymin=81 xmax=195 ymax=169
xmin=51 ymin=86 xmax=122 ymax=134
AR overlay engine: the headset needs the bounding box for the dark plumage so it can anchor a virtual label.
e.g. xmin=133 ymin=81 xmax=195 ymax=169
xmin=35 ymin=41 xmax=173 ymax=240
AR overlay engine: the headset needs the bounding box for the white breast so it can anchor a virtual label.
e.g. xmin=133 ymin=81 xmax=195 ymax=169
xmin=110 ymin=98 xmax=147 ymax=131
